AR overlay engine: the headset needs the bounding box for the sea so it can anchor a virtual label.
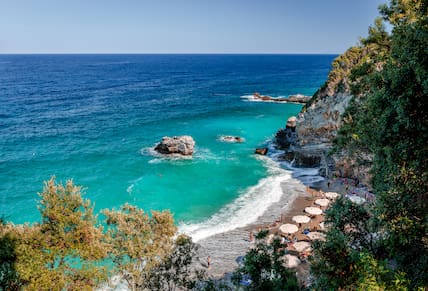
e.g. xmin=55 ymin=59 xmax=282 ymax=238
xmin=0 ymin=54 xmax=335 ymax=241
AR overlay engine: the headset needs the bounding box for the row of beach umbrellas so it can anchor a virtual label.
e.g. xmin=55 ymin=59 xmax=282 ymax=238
xmin=246 ymin=191 xmax=367 ymax=273
xmin=279 ymin=190 xmax=367 ymax=270
xmin=279 ymin=205 xmax=325 ymax=269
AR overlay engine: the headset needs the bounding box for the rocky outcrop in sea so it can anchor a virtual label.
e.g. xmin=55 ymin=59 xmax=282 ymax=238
xmin=154 ymin=135 xmax=195 ymax=156
xmin=252 ymin=92 xmax=311 ymax=104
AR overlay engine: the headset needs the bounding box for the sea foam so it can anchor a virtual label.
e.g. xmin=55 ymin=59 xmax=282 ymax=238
xmin=179 ymin=156 xmax=291 ymax=242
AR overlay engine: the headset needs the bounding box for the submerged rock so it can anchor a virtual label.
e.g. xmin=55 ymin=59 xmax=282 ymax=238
xmin=154 ymin=135 xmax=195 ymax=156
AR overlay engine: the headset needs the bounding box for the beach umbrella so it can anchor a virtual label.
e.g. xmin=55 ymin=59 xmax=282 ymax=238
xmin=306 ymin=232 xmax=326 ymax=241
xmin=348 ymin=195 xmax=366 ymax=205
xmin=283 ymin=254 xmax=301 ymax=268
xmin=266 ymin=234 xmax=275 ymax=244
xmin=325 ymin=192 xmax=340 ymax=200
xmin=292 ymin=215 xmax=311 ymax=224
xmin=279 ymin=223 xmax=298 ymax=234
xmin=305 ymin=207 xmax=323 ymax=215
xmin=315 ymin=198 xmax=330 ymax=207
xmin=293 ymin=241 xmax=312 ymax=252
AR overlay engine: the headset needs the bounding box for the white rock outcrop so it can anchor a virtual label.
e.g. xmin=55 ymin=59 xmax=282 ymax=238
xmin=154 ymin=136 xmax=195 ymax=156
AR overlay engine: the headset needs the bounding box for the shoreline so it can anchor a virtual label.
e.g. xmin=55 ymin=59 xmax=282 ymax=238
xmin=195 ymin=167 xmax=354 ymax=282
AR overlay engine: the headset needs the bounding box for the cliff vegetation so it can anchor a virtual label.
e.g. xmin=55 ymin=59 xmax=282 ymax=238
xmin=311 ymin=0 xmax=428 ymax=289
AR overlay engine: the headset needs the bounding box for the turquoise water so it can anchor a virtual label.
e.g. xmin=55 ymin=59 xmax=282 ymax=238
xmin=0 ymin=54 xmax=335 ymax=230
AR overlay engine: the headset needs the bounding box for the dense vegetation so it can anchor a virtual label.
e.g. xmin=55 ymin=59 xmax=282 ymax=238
xmin=312 ymin=0 xmax=428 ymax=289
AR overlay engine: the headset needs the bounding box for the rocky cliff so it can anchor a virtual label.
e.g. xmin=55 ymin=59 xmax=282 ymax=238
xmin=276 ymin=50 xmax=374 ymax=187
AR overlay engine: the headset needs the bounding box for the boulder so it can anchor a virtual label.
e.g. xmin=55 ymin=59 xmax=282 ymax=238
xmin=255 ymin=148 xmax=268 ymax=155
xmin=154 ymin=136 xmax=195 ymax=156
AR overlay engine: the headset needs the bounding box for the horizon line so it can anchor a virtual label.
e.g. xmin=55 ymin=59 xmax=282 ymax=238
xmin=0 ymin=52 xmax=340 ymax=55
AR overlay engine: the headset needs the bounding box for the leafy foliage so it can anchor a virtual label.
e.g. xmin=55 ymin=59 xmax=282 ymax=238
xmin=232 ymin=230 xmax=299 ymax=291
xmin=146 ymin=234 xmax=205 ymax=291
xmin=103 ymin=203 xmax=177 ymax=290
xmin=0 ymin=220 xmax=20 ymax=291
xmin=0 ymin=179 xmax=205 ymax=291
xmin=0 ymin=178 xmax=109 ymax=290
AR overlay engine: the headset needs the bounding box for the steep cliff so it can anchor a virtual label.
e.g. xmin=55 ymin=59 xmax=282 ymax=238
xmin=276 ymin=46 xmax=377 ymax=187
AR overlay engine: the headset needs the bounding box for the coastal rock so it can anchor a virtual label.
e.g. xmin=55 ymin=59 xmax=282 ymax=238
xmin=252 ymin=92 xmax=311 ymax=104
xmin=255 ymin=148 xmax=268 ymax=155
xmin=154 ymin=135 xmax=195 ymax=156
xmin=286 ymin=116 xmax=297 ymax=128
xmin=275 ymin=116 xmax=298 ymax=149
xmin=219 ymin=135 xmax=245 ymax=143
xmin=287 ymin=94 xmax=312 ymax=103
xmin=277 ymin=151 xmax=295 ymax=163
xmin=275 ymin=93 xmax=354 ymax=174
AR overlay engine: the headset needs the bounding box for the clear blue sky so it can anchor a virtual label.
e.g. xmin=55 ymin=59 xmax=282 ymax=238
xmin=0 ymin=0 xmax=387 ymax=54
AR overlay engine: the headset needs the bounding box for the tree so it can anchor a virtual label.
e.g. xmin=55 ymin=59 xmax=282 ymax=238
xmin=6 ymin=177 xmax=109 ymax=290
xmin=232 ymin=230 xmax=299 ymax=291
xmin=103 ymin=204 xmax=177 ymax=291
xmin=310 ymin=198 xmax=380 ymax=289
xmin=146 ymin=234 xmax=206 ymax=291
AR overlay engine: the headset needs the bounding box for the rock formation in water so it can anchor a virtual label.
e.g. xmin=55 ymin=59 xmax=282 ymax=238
xmin=255 ymin=148 xmax=268 ymax=155
xmin=155 ymin=136 xmax=195 ymax=156
xmin=253 ymin=92 xmax=311 ymax=104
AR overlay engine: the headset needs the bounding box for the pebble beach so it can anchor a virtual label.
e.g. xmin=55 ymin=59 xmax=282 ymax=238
xmin=196 ymin=174 xmax=370 ymax=285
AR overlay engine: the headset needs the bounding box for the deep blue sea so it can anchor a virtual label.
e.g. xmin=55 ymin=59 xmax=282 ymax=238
xmin=0 ymin=54 xmax=334 ymax=239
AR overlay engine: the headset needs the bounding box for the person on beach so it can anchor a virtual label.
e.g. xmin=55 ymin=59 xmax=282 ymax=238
xmin=207 ymin=256 xmax=211 ymax=269
xmin=249 ymin=231 xmax=254 ymax=242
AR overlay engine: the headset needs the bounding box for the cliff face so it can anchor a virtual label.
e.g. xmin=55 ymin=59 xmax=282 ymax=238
xmin=297 ymin=93 xmax=352 ymax=146
xmin=276 ymin=49 xmax=373 ymax=187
